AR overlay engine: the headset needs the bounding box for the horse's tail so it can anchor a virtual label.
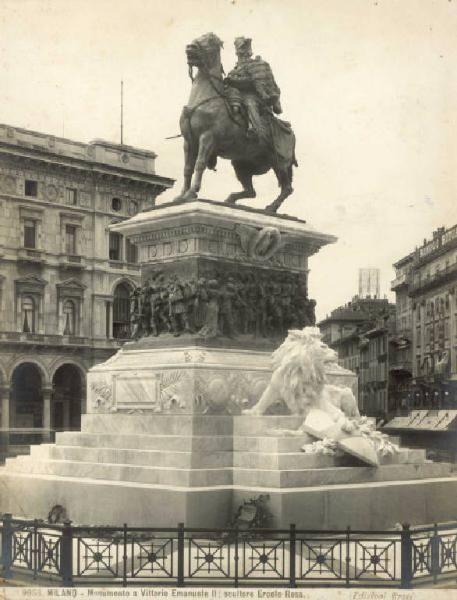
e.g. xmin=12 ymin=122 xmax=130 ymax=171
xmin=292 ymin=132 xmax=298 ymax=167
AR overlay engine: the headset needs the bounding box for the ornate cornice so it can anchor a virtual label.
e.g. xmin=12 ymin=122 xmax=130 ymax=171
xmin=0 ymin=147 xmax=174 ymax=194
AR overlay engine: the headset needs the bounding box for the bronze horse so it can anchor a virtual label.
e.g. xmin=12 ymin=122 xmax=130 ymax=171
xmin=174 ymin=33 xmax=297 ymax=213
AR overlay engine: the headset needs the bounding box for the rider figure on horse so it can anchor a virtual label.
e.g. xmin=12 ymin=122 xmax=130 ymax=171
xmin=225 ymin=37 xmax=282 ymax=143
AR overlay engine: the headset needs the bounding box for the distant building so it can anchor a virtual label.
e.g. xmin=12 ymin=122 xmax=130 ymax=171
xmin=385 ymin=224 xmax=457 ymax=461
xmin=392 ymin=224 xmax=457 ymax=408
xmin=358 ymin=268 xmax=380 ymax=299
xmin=0 ymin=124 xmax=173 ymax=441
xmin=318 ymin=295 xmax=395 ymax=417
xmin=389 ymin=253 xmax=415 ymax=412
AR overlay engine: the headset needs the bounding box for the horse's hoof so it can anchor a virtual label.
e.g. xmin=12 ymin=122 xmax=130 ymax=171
xmin=264 ymin=204 xmax=278 ymax=214
xmin=226 ymin=190 xmax=255 ymax=204
xmin=182 ymin=191 xmax=198 ymax=202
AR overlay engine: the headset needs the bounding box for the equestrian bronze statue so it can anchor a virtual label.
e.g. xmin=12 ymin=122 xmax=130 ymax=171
xmin=174 ymin=33 xmax=297 ymax=213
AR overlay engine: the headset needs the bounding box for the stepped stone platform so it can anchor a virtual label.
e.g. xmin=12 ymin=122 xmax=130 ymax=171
xmin=2 ymin=202 xmax=456 ymax=530
xmin=1 ymin=414 xmax=456 ymax=530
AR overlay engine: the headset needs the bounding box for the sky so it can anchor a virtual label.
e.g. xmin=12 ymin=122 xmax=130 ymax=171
xmin=1 ymin=0 xmax=456 ymax=320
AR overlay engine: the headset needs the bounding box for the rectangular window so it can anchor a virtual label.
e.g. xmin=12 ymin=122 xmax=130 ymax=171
xmin=22 ymin=296 xmax=36 ymax=333
xmin=126 ymin=239 xmax=138 ymax=264
xmin=65 ymin=187 xmax=77 ymax=205
xmin=65 ymin=225 xmax=77 ymax=255
xmin=23 ymin=219 xmax=36 ymax=248
xmin=109 ymin=232 xmax=122 ymax=261
xmin=24 ymin=179 xmax=38 ymax=197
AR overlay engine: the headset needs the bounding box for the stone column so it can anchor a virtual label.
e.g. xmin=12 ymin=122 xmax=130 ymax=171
xmin=42 ymin=387 xmax=52 ymax=441
xmin=0 ymin=386 xmax=10 ymax=429
xmin=0 ymin=386 xmax=11 ymax=460
xmin=63 ymin=399 xmax=71 ymax=430
xmin=106 ymin=300 xmax=113 ymax=338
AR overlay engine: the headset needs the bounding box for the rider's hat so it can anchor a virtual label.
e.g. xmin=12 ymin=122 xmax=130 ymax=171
xmin=234 ymin=37 xmax=252 ymax=56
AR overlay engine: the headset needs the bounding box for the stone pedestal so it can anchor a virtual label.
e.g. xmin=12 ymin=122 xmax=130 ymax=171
xmin=87 ymin=199 xmax=346 ymax=416
xmin=2 ymin=200 xmax=456 ymax=530
xmin=114 ymin=198 xmax=336 ymax=286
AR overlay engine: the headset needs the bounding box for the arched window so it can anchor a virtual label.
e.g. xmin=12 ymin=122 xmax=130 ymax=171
xmin=111 ymin=198 xmax=122 ymax=212
xmin=63 ymin=299 xmax=76 ymax=336
xmin=113 ymin=283 xmax=131 ymax=339
xmin=11 ymin=363 xmax=43 ymax=427
xmin=22 ymin=296 xmax=35 ymax=333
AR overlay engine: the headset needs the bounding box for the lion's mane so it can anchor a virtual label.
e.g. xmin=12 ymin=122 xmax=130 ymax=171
xmin=246 ymin=327 xmax=346 ymax=416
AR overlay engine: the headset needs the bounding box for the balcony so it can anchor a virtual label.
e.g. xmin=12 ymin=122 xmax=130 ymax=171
xmin=410 ymin=262 xmax=457 ymax=295
xmin=58 ymin=254 xmax=86 ymax=270
xmin=389 ymin=329 xmax=412 ymax=347
xmin=0 ymin=332 xmax=89 ymax=346
xmin=389 ymin=361 xmax=412 ymax=374
xmin=17 ymin=247 xmax=45 ymax=264
xmin=108 ymin=260 xmax=140 ymax=272
xmin=391 ymin=272 xmax=409 ymax=290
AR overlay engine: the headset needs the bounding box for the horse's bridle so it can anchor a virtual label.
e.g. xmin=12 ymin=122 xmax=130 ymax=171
xmin=186 ymin=40 xmax=245 ymax=130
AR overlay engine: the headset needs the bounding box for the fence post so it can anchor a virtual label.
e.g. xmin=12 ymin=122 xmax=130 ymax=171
xmin=345 ymin=526 xmax=351 ymax=586
xmin=234 ymin=526 xmax=239 ymax=588
xmin=1 ymin=513 xmax=13 ymax=579
xmin=400 ymin=523 xmax=413 ymax=588
xmin=60 ymin=520 xmax=73 ymax=587
xmin=33 ymin=519 xmax=39 ymax=579
xmin=430 ymin=523 xmax=441 ymax=584
xmin=177 ymin=522 xmax=185 ymax=587
xmin=122 ymin=523 xmax=128 ymax=587
xmin=289 ymin=524 xmax=296 ymax=587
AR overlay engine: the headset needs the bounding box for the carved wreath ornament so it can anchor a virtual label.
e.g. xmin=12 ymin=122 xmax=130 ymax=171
xmin=235 ymin=224 xmax=295 ymax=262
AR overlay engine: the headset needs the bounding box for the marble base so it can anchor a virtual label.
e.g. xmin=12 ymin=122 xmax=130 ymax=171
xmin=1 ymin=414 xmax=456 ymax=529
xmin=87 ymin=345 xmax=357 ymax=415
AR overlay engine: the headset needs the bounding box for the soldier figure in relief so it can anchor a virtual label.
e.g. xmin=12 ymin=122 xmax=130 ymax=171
xmin=198 ymin=279 xmax=221 ymax=339
xmin=218 ymin=277 xmax=239 ymax=338
xmin=148 ymin=283 xmax=164 ymax=337
xmin=194 ymin=277 xmax=209 ymax=329
xmin=130 ymin=307 xmax=143 ymax=340
xmin=255 ymin=275 xmax=268 ymax=338
xmin=168 ymin=277 xmax=191 ymax=336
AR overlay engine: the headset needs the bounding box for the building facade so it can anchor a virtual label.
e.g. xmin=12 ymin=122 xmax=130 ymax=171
xmin=389 ymin=253 xmax=415 ymax=412
xmin=386 ymin=225 xmax=457 ymax=461
xmin=0 ymin=124 xmax=173 ymax=437
xmin=318 ymin=296 xmax=395 ymax=417
xmin=358 ymin=310 xmax=396 ymax=418
xmin=401 ymin=225 xmax=457 ymax=407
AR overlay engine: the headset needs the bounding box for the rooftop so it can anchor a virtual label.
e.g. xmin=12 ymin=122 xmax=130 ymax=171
xmin=393 ymin=224 xmax=457 ymax=271
xmin=0 ymin=123 xmax=174 ymax=186
xmin=318 ymin=296 xmax=393 ymax=326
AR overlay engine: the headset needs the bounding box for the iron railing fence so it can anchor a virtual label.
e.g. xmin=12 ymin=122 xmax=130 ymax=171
xmin=1 ymin=515 xmax=457 ymax=588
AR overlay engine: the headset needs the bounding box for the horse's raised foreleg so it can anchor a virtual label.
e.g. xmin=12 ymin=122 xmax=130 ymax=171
xmin=174 ymin=138 xmax=197 ymax=201
xmin=226 ymin=161 xmax=256 ymax=205
xmin=265 ymin=165 xmax=293 ymax=213
xmin=182 ymin=132 xmax=214 ymax=201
